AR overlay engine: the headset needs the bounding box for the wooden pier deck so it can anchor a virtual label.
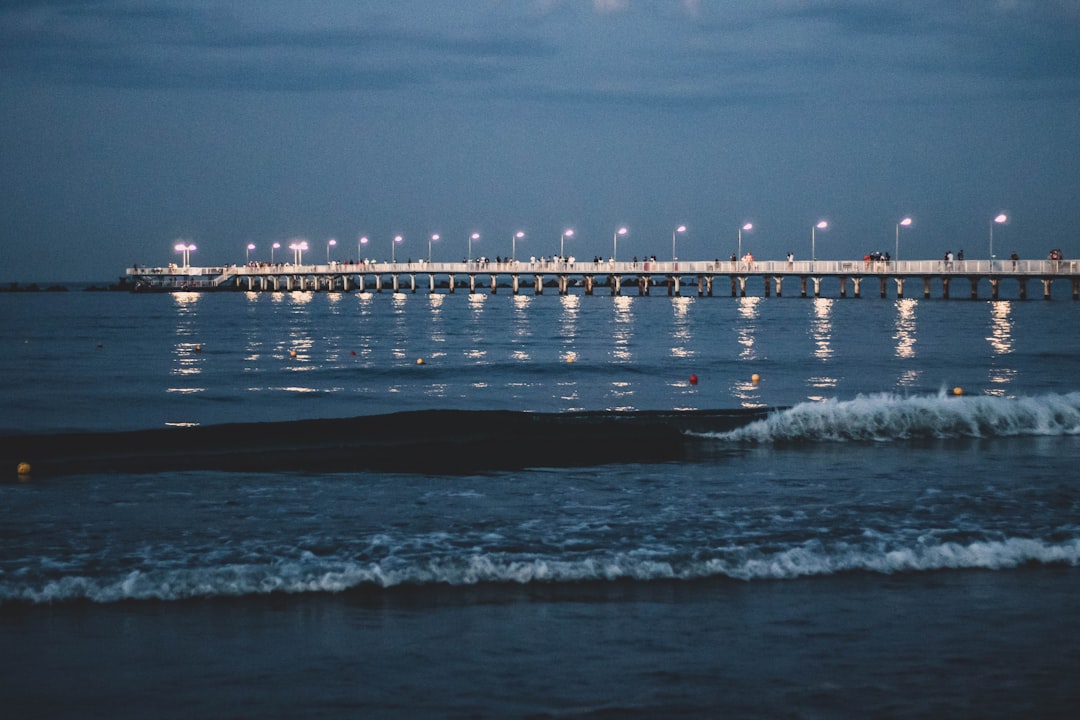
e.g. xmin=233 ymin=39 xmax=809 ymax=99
xmin=127 ymin=258 xmax=1080 ymax=300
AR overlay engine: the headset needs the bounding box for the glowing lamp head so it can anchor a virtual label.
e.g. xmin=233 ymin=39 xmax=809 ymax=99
xmin=676 ymin=225 xmax=686 ymax=233
xmin=431 ymin=234 xmax=439 ymax=241
xmin=564 ymin=229 xmax=573 ymax=237
xmin=516 ymin=231 xmax=525 ymax=239
xmin=247 ymin=243 xmax=256 ymax=251
xmin=328 ymin=239 xmax=336 ymax=246
xmin=994 ymin=214 xmax=1008 ymax=224
xmin=816 ymin=220 xmax=828 ymax=230
xmin=471 ymin=233 xmax=480 ymax=240
xmin=617 ymin=227 xmax=628 ymax=236
xmin=394 ymin=235 xmax=403 ymax=243
xmin=900 ymin=217 xmax=913 ymax=227
xmin=742 ymin=223 xmax=753 ymax=231
xmin=175 ymin=243 xmax=187 ymax=252
xmin=359 ymin=236 xmax=368 ymax=245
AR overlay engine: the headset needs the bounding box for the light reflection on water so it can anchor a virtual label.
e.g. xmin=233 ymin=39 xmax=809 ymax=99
xmin=806 ymin=298 xmax=837 ymax=400
xmin=894 ymin=298 xmax=920 ymax=388
xmin=671 ymin=296 xmax=694 ymax=359
xmin=987 ymin=301 xmax=1016 ymax=396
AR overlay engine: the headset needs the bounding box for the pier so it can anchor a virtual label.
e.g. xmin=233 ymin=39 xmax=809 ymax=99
xmin=126 ymin=258 xmax=1080 ymax=300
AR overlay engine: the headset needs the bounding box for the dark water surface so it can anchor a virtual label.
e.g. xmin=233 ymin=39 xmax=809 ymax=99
xmin=2 ymin=291 xmax=1079 ymax=718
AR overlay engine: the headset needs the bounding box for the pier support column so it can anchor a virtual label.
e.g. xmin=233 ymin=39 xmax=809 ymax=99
xmin=941 ymin=277 xmax=951 ymax=299
xmin=775 ymin=277 xmax=783 ymax=297
xmin=469 ymin=274 xmax=476 ymax=294
xmin=894 ymin=278 xmax=904 ymax=299
xmin=512 ymin=275 xmax=520 ymax=295
xmin=558 ymin=275 xmax=568 ymax=295
xmin=970 ymin=277 xmax=979 ymax=300
xmin=731 ymin=277 xmax=738 ymax=297
xmin=879 ymin=277 xmax=888 ymax=298
xmin=429 ymin=274 xmax=436 ymax=293
xmin=356 ymin=275 xmax=364 ymax=293
xmin=392 ymin=274 xmax=400 ymax=293
xmin=812 ymin=277 xmax=822 ymax=297
xmin=375 ymin=275 xmax=383 ymax=293
xmin=706 ymin=276 xmax=714 ymax=297
xmin=839 ymin=277 xmax=848 ymax=298
xmin=1019 ymin=278 xmax=1027 ymax=300
xmin=697 ymin=276 xmax=704 ymax=297
xmin=612 ymin=275 xmax=622 ymax=296
xmin=410 ymin=274 xmax=417 ymax=294
xmin=1072 ymin=278 xmax=1079 ymax=300
xmin=534 ymin=275 xmax=544 ymax=295
xmin=585 ymin=276 xmax=594 ymax=295
xmin=923 ymin=277 xmax=931 ymax=299
xmin=1043 ymin=278 xmax=1053 ymax=300
xmin=763 ymin=277 xmax=770 ymax=297
xmin=990 ymin=278 xmax=1000 ymax=300
xmin=737 ymin=276 xmax=748 ymax=297
xmin=491 ymin=275 xmax=498 ymax=294
xmin=800 ymin=277 xmax=808 ymax=298
xmin=448 ymin=274 xmax=455 ymax=294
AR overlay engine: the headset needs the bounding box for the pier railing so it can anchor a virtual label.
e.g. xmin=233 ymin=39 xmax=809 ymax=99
xmin=130 ymin=258 xmax=1080 ymax=279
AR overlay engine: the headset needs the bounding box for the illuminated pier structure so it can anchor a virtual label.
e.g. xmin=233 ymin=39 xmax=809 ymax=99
xmin=127 ymin=258 xmax=1080 ymax=300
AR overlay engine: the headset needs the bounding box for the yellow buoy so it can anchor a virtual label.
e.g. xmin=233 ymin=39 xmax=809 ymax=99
xmin=416 ymin=358 xmax=425 ymax=365
xmin=952 ymin=386 xmax=964 ymax=396
xmin=751 ymin=373 xmax=761 ymax=383
xmin=16 ymin=462 xmax=31 ymax=476
xmin=289 ymin=350 xmax=297 ymax=358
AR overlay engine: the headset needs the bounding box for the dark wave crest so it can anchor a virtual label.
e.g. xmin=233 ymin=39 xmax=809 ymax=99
xmin=1 ymin=408 xmax=773 ymax=477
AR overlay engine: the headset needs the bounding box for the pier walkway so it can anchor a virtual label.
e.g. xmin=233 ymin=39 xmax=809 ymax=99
xmin=127 ymin=258 xmax=1080 ymax=300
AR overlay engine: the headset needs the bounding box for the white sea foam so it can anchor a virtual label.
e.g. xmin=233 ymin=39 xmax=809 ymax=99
xmin=5 ymin=536 xmax=1079 ymax=605
xmin=706 ymin=391 xmax=1080 ymax=443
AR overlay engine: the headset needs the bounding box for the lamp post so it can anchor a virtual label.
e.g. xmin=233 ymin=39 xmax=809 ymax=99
xmin=990 ymin=213 xmax=1007 ymax=271
xmin=428 ymin=234 xmax=439 ymax=262
xmin=811 ymin=220 xmax=828 ymax=270
xmin=271 ymin=242 xmax=280 ymax=264
xmin=358 ymin=236 xmax=368 ymax=262
xmin=246 ymin=243 xmax=255 ymax=263
xmin=738 ymin=223 xmax=752 ymax=261
xmin=392 ymin=235 xmax=403 ymax=263
xmin=513 ymin=231 xmax=524 ymax=261
xmin=288 ymin=240 xmax=308 ymax=265
xmin=560 ymin=229 xmax=573 ymax=260
xmin=672 ymin=225 xmax=686 ymax=262
xmin=468 ymin=233 xmax=480 ymax=262
xmin=326 ymin=238 xmax=337 ymax=264
xmin=895 ymin=217 xmax=912 ymax=261
xmin=613 ymin=227 xmax=627 ymax=262
xmin=174 ymin=242 xmax=196 ymax=267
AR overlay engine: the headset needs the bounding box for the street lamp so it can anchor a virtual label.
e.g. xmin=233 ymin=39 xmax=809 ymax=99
xmin=288 ymin=240 xmax=308 ymax=265
xmin=326 ymin=238 xmax=337 ymax=264
xmin=560 ymin=229 xmax=573 ymax=260
xmin=246 ymin=243 xmax=255 ymax=263
xmin=428 ymin=234 xmax=439 ymax=262
xmin=613 ymin=227 xmax=627 ymax=262
xmin=990 ymin=213 xmax=1007 ymax=270
xmin=895 ymin=217 xmax=912 ymax=261
xmin=392 ymin=235 xmax=403 ymax=263
xmin=358 ymin=236 xmax=368 ymax=261
xmin=271 ymin=242 xmax=280 ymax=264
xmin=513 ymin=231 xmax=524 ymax=261
xmin=672 ymin=225 xmax=686 ymax=261
xmin=174 ymin=241 xmax=196 ymax=267
xmin=468 ymin=233 xmax=480 ymax=262
xmin=738 ymin=222 xmax=752 ymax=261
xmin=811 ymin=220 xmax=828 ymax=269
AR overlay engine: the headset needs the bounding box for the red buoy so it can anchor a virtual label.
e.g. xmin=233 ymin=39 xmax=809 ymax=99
xmin=689 ymin=374 xmax=698 ymax=386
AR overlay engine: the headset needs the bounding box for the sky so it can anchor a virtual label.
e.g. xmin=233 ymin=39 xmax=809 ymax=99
xmin=2 ymin=0 xmax=1079 ymax=281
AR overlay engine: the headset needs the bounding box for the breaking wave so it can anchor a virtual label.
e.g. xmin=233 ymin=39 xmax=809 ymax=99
xmin=706 ymin=391 xmax=1080 ymax=444
xmin=5 ymin=536 xmax=1079 ymax=605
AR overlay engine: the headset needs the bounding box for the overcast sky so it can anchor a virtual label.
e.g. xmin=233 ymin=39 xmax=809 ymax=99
xmin=2 ymin=0 xmax=1079 ymax=281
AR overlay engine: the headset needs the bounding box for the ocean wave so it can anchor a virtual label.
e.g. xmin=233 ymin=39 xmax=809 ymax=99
xmin=702 ymin=391 xmax=1080 ymax=444
xmin=5 ymin=537 xmax=1078 ymax=605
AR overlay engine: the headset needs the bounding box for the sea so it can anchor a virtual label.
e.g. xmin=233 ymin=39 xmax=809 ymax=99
xmin=2 ymin=284 xmax=1080 ymax=719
